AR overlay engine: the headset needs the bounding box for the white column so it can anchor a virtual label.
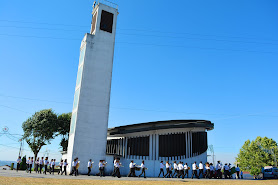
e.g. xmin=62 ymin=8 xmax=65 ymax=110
xmin=155 ymin=134 xmax=159 ymax=161
xmin=149 ymin=134 xmax=153 ymax=160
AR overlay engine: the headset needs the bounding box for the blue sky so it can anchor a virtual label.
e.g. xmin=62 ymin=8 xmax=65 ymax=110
xmin=0 ymin=0 xmax=277 ymax=163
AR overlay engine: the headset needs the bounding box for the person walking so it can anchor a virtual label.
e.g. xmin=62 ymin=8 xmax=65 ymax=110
xmin=198 ymin=161 xmax=204 ymax=178
xmin=191 ymin=161 xmax=199 ymax=179
xmin=87 ymin=159 xmax=93 ymax=176
xmin=44 ymin=157 xmax=49 ymax=175
xmin=158 ymin=161 xmax=165 ymax=177
xmin=58 ymin=160 xmax=63 ymax=175
xmin=127 ymin=160 xmax=136 ymax=177
xmin=235 ymin=165 xmax=240 ymax=179
xmin=69 ymin=158 xmax=78 ymax=176
xmin=16 ymin=156 xmax=21 ymax=172
xmin=29 ymin=157 xmax=34 ymax=173
xmin=205 ymin=162 xmax=210 ymax=179
xmin=39 ymin=157 xmax=44 ymax=174
xmin=171 ymin=161 xmax=178 ymax=178
xmin=215 ymin=161 xmax=222 ymax=179
xmin=184 ymin=163 xmax=189 ymax=178
xmin=35 ymin=158 xmax=39 ymax=173
xmin=26 ymin=157 xmax=30 ymax=173
xmin=164 ymin=161 xmax=171 ymax=178
xmin=138 ymin=160 xmax=146 ymax=178
xmin=61 ymin=159 xmax=68 ymax=175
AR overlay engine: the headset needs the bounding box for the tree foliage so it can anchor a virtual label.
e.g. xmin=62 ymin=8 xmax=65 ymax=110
xmin=19 ymin=156 xmax=27 ymax=170
xmin=22 ymin=109 xmax=58 ymax=160
xmin=57 ymin=112 xmax=71 ymax=151
xmin=236 ymin=136 xmax=278 ymax=176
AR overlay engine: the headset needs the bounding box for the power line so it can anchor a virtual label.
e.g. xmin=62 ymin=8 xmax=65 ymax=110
xmin=1 ymin=19 xmax=278 ymax=42
xmin=1 ymin=25 xmax=278 ymax=46
xmin=0 ymin=33 xmax=277 ymax=54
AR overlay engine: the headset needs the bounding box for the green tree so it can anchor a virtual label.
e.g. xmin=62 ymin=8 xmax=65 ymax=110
xmin=236 ymin=136 xmax=278 ymax=176
xmin=19 ymin=155 xmax=27 ymax=170
xmin=57 ymin=112 xmax=71 ymax=151
xmin=22 ymin=109 xmax=58 ymax=162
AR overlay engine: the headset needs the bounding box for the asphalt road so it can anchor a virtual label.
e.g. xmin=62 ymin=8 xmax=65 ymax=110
xmin=0 ymin=169 xmax=252 ymax=181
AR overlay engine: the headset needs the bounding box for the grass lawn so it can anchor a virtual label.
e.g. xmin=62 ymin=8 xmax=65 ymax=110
xmin=0 ymin=176 xmax=277 ymax=185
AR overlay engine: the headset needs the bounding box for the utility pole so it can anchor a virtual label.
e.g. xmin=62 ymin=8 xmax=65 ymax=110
xmin=208 ymin=145 xmax=215 ymax=166
xmin=18 ymin=139 xmax=23 ymax=156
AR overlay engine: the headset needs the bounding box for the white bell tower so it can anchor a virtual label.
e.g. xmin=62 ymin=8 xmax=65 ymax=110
xmin=67 ymin=1 xmax=118 ymax=174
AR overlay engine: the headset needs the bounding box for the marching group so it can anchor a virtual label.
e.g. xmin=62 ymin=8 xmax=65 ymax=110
xmin=16 ymin=156 xmax=243 ymax=179
xmin=157 ymin=160 xmax=243 ymax=179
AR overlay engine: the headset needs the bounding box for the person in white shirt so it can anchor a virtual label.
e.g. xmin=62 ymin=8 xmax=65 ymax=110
xmin=209 ymin=163 xmax=214 ymax=179
xmin=111 ymin=158 xmax=117 ymax=177
xmin=177 ymin=161 xmax=184 ymax=178
xmin=158 ymin=161 xmax=165 ymax=177
xmin=127 ymin=160 xmax=137 ymax=177
xmin=26 ymin=157 xmax=30 ymax=173
xmin=98 ymin=160 xmax=106 ymax=177
xmin=228 ymin=163 xmax=232 ymax=179
xmin=49 ymin=159 xmax=53 ymax=174
xmin=58 ymin=160 xmax=63 ymax=175
xmin=61 ymin=159 xmax=68 ymax=175
xmin=87 ymin=159 xmax=93 ymax=176
xmin=39 ymin=157 xmax=44 ymax=174
xmin=114 ymin=160 xmax=121 ymax=178
xmin=235 ymin=165 xmax=240 ymax=179
xmin=223 ymin=163 xmax=229 ymax=179
xmin=191 ymin=161 xmax=199 ymax=179
xmin=29 ymin=157 xmax=34 ymax=173
xmin=138 ymin=160 xmax=147 ymax=178
xmin=70 ymin=158 xmax=78 ymax=176
xmin=16 ymin=156 xmax=21 ymax=172
xmin=215 ymin=161 xmax=221 ymax=179
xmin=44 ymin=157 xmax=49 ymax=175
xmin=205 ymin=162 xmax=210 ymax=179
xmin=198 ymin=161 xmax=204 ymax=178
xmin=35 ymin=157 xmax=40 ymax=173
xmin=164 ymin=161 xmax=172 ymax=178
xmin=171 ymin=161 xmax=178 ymax=178
xmin=184 ymin=162 xmax=189 ymax=178
xmin=51 ymin=159 xmax=56 ymax=175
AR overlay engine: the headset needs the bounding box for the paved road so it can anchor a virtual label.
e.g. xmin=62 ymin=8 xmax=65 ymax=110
xmin=0 ymin=169 xmax=251 ymax=181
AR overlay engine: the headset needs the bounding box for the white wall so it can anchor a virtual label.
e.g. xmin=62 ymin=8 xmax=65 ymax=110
xmin=67 ymin=3 xmax=118 ymax=175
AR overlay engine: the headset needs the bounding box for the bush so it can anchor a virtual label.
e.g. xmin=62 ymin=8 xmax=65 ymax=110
xmin=20 ymin=156 xmax=27 ymax=170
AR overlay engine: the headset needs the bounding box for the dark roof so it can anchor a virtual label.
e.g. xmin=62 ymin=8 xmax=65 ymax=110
xmin=107 ymin=120 xmax=214 ymax=136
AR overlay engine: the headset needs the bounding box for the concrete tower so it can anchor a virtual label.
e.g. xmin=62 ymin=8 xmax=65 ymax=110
xmin=67 ymin=1 xmax=118 ymax=174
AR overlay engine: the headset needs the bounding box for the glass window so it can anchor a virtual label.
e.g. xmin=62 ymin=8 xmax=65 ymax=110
xmin=73 ymin=88 xmax=80 ymax=110
xmin=70 ymin=112 xmax=77 ymax=134
xmin=79 ymin=47 xmax=85 ymax=66
xmin=76 ymin=66 xmax=83 ymax=87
